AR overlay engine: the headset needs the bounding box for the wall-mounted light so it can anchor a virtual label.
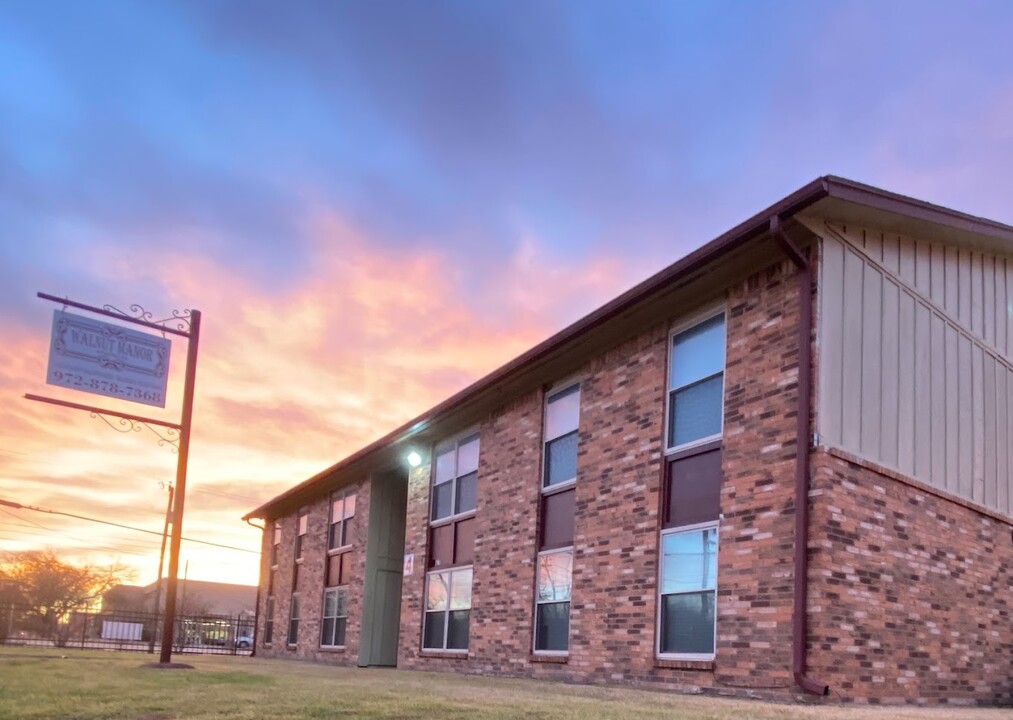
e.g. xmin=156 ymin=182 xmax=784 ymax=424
xmin=406 ymin=451 xmax=422 ymax=468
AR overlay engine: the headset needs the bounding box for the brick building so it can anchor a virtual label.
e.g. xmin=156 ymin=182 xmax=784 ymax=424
xmin=244 ymin=177 xmax=1012 ymax=705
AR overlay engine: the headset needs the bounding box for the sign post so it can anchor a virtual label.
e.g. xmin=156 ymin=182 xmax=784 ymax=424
xmin=26 ymin=292 xmax=201 ymax=665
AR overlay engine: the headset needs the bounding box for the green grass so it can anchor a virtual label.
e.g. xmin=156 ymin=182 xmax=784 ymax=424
xmin=0 ymin=648 xmax=1006 ymax=720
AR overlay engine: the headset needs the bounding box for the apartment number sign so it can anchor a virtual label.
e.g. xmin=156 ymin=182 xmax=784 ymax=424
xmin=46 ymin=310 xmax=171 ymax=408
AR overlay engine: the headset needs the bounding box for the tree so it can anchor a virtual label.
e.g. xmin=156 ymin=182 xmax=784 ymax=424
xmin=0 ymin=550 xmax=132 ymax=643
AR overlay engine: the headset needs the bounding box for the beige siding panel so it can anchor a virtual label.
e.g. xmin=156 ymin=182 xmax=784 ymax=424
xmin=841 ymin=246 xmax=865 ymax=451
xmin=929 ymin=314 xmax=947 ymax=488
xmin=817 ymin=220 xmax=1013 ymax=517
xmin=984 ymin=256 xmax=992 ymax=348
xmin=958 ymin=336 xmax=974 ymax=496
xmin=881 ymin=279 xmax=900 ymax=469
xmin=897 ymin=292 xmax=916 ymax=476
xmin=959 ymin=247 xmax=973 ymax=329
xmin=913 ymin=301 xmax=932 ymax=482
xmin=971 ymin=344 xmax=984 ymax=503
xmin=819 ymin=236 xmax=845 ymax=446
xmin=943 ymin=325 xmax=959 ymax=494
xmin=983 ymin=356 xmax=997 ymax=509
xmin=861 ymin=263 xmax=883 ymax=458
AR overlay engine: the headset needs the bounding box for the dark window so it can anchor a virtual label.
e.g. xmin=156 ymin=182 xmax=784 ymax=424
xmin=295 ymin=510 xmax=308 ymax=560
xmin=540 ymin=488 xmax=575 ymax=549
xmin=327 ymin=551 xmax=353 ymax=586
xmin=263 ymin=596 xmax=275 ymax=645
xmin=321 ymin=587 xmax=348 ymax=647
xmin=288 ymin=593 xmax=300 ymax=646
xmin=664 ymin=447 xmax=722 ymax=528
xmin=454 ymin=517 xmax=476 ymax=565
xmin=658 ymin=527 xmax=717 ymax=656
xmin=429 ymin=524 xmax=454 ymax=569
xmin=270 ymin=524 xmax=281 ymax=566
xmin=667 ymin=314 xmax=725 ymax=449
xmin=423 ymin=568 xmax=472 ymax=651
xmin=328 ymin=491 xmax=356 ymax=550
xmin=534 ymin=549 xmax=572 ymax=652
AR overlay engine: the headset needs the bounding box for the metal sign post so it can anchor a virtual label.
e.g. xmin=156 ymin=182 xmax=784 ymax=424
xmin=25 ymin=292 xmax=201 ymax=665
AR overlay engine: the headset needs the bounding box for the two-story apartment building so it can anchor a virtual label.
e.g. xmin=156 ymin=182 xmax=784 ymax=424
xmin=244 ymin=177 xmax=1012 ymax=705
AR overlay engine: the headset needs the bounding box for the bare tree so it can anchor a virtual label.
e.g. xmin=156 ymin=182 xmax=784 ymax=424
xmin=1 ymin=549 xmax=132 ymax=643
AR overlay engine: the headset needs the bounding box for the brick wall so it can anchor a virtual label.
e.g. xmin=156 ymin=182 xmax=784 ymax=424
xmin=395 ymin=257 xmax=812 ymax=695
xmin=257 ymin=478 xmax=369 ymax=665
xmin=808 ymin=450 xmax=1013 ymax=705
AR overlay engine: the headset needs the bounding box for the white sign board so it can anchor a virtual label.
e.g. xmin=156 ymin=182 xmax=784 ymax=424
xmin=47 ymin=310 xmax=171 ymax=408
xmin=102 ymin=620 xmax=143 ymax=641
xmin=403 ymin=553 xmax=414 ymax=577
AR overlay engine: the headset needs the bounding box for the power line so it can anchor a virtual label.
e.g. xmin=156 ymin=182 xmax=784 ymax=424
xmin=0 ymin=498 xmax=258 ymax=554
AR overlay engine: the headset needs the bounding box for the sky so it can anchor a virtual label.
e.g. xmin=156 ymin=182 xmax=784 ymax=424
xmin=1 ymin=1 xmax=1012 ymax=588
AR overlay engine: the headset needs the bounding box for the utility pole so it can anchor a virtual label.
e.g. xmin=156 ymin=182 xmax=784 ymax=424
xmin=148 ymin=484 xmax=174 ymax=654
xmin=158 ymin=309 xmax=201 ymax=664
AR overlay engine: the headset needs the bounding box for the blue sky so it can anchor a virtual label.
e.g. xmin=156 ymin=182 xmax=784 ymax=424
xmin=1 ymin=0 xmax=1011 ymax=582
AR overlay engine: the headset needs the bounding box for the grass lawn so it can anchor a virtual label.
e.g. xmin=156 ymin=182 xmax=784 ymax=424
xmin=0 ymin=648 xmax=1007 ymax=720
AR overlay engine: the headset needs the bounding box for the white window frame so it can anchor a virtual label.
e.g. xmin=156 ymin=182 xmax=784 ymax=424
xmin=294 ymin=508 xmax=308 ymax=561
xmin=429 ymin=430 xmax=480 ymax=528
xmin=263 ymin=595 xmax=275 ymax=646
xmin=287 ymin=592 xmax=300 ymax=648
xmin=532 ymin=546 xmax=573 ymax=656
xmin=541 ymin=380 xmax=581 ymax=493
xmin=655 ymin=520 xmax=719 ymax=661
xmin=265 ymin=523 xmax=281 ymax=647
xmin=422 ymin=566 xmax=473 ymax=653
xmin=664 ymin=306 xmax=727 ymax=456
xmin=328 ymin=488 xmax=356 ymax=552
xmin=320 ymin=586 xmax=349 ymax=649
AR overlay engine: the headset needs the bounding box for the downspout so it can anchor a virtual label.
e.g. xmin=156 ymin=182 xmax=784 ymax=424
xmin=770 ymin=216 xmax=830 ymax=696
xmin=245 ymin=517 xmax=265 ymax=657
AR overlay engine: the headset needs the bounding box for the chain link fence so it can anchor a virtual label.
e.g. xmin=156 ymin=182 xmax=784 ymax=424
xmin=0 ymin=603 xmax=254 ymax=655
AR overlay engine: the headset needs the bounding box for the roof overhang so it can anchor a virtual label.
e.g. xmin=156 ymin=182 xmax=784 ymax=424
xmin=244 ymin=176 xmax=1013 ymax=521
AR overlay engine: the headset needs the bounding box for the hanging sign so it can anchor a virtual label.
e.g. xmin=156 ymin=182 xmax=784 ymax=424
xmin=46 ymin=310 xmax=171 ymax=408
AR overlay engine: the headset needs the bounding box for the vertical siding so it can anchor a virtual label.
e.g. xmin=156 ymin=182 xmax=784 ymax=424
xmin=817 ymin=222 xmax=1013 ymax=517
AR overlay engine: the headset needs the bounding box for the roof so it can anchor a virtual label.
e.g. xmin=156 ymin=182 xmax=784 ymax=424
xmin=245 ymin=175 xmax=1013 ymax=521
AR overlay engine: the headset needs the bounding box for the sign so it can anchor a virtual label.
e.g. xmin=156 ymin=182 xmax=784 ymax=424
xmin=403 ymin=553 xmax=414 ymax=577
xmin=46 ymin=310 xmax=171 ymax=408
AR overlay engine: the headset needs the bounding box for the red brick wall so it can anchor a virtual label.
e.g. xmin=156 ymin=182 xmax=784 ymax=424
xmin=257 ymin=478 xmax=369 ymax=665
xmin=395 ymin=258 xmax=811 ymax=695
xmin=808 ymin=450 xmax=1013 ymax=705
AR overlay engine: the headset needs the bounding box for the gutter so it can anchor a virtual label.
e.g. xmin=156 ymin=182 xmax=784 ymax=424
xmin=245 ymin=518 xmax=264 ymax=657
xmin=770 ymin=216 xmax=830 ymax=697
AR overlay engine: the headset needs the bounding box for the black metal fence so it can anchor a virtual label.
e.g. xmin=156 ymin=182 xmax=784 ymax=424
xmin=0 ymin=603 xmax=254 ymax=655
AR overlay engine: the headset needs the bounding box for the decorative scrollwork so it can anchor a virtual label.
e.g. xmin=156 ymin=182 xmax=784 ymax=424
xmin=88 ymin=412 xmax=179 ymax=453
xmin=91 ymin=412 xmax=144 ymax=435
xmin=151 ymin=308 xmax=192 ymax=333
xmin=143 ymin=423 xmax=180 ymax=453
xmin=103 ymin=303 xmax=155 ymax=323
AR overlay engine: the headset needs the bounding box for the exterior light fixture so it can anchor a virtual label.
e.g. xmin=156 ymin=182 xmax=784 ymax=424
xmin=406 ymin=451 xmax=422 ymax=468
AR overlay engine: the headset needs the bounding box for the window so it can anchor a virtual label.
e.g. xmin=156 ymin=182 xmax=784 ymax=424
xmin=288 ymin=593 xmax=300 ymax=646
xmin=328 ymin=490 xmax=356 ymax=550
xmin=423 ymin=567 xmax=472 ymax=651
xmin=535 ymin=548 xmax=572 ymax=652
xmin=321 ymin=587 xmax=348 ymax=648
xmin=295 ymin=510 xmax=308 ymax=560
xmin=534 ymin=382 xmax=579 ymax=653
xmin=658 ymin=526 xmax=717 ymax=657
xmin=543 ymin=384 xmax=580 ymax=488
xmin=431 ymin=434 xmax=479 ymax=521
xmin=263 ymin=596 xmax=275 ymax=645
xmin=667 ymin=314 xmax=726 ymax=450
xmin=270 ymin=523 xmax=281 ymax=565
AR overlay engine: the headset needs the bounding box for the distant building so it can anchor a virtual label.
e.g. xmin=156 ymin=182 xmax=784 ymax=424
xmin=245 ymin=177 xmax=1012 ymax=705
xmin=105 ymin=580 xmax=256 ymax=618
